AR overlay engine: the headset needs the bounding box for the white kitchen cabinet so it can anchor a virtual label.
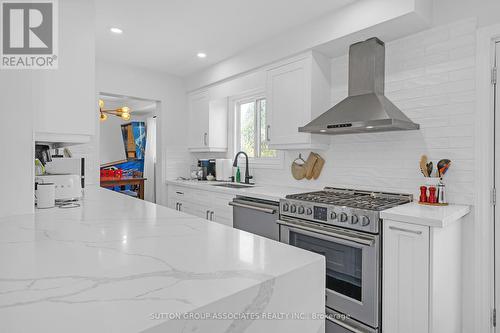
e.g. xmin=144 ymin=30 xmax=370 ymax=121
xmin=383 ymin=218 xmax=462 ymax=333
xmin=33 ymin=0 xmax=95 ymax=143
xmin=167 ymin=184 xmax=234 ymax=227
xmin=383 ymin=220 xmax=429 ymax=333
xmin=187 ymin=91 xmax=228 ymax=152
xmin=265 ymin=51 xmax=330 ymax=150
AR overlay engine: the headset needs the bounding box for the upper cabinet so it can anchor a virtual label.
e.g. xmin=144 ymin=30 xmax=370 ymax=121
xmin=265 ymin=51 xmax=331 ymax=150
xmin=187 ymin=91 xmax=228 ymax=152
xmin=33 ymin=0 xmax=95 ymax=144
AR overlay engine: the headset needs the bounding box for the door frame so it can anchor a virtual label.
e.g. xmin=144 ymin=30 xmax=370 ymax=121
xmin=476 ymin=24 xmax=500 ymax=333
xmin=98 ymin=92 xmax=161 ymax=203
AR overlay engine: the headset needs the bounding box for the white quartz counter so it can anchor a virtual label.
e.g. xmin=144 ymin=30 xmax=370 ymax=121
xmin=380 ymin=202 xmax=470 ymax=227
xmin=166 ymin=179 xmax=318 ymax=202
xmin=0 ymin=187 xmax=325 ymax=333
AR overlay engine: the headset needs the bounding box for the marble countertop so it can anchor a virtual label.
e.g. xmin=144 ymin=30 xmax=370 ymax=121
xmin=167 ymin=179 xmax=318 ymax=202
xmin=380 ymin=202 xmax=470 ymax=227
xmin=0 ymin=187 xmax=323 ymax=332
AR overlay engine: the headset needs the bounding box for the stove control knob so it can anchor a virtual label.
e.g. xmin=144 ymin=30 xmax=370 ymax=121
xmin=282 ymin=203 xmax=289 ymax=212
xmin=360 ymin=215 xmax=370 ymax=226
xmin=339 ymin=213 xmax=348 ymax=223
xmin=350 ymin=215 xmax=359 ymax=224
xmin=298 ymin=206 xmax=305 ymax=214
xmin=290 ymin=205 xmax=297 ymax=213
xmin=330 ymin=212 xmax=337 ymax=220
xmin=306 ymin=208 xmax=313 ymax=215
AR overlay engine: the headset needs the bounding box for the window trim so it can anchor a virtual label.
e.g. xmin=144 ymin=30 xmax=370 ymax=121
xmin=231 ymin=91 xmax=283 ymax=169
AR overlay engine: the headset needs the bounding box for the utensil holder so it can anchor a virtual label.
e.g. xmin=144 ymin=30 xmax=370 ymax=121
xmin=418 ymin=177 xmax=448 ymax=206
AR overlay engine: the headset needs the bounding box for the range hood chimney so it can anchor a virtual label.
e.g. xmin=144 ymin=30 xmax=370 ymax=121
xmin=299 ymin=37 xmax=419 ymax=135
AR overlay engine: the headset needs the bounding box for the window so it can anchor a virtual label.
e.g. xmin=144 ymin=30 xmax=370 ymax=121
xmin=236 ymin=97 xmax=277 ymax=159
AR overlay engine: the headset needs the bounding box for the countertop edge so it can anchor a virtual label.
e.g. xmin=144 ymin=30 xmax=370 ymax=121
xmin=380 ymin=202 xmax=471 ymax=228
xmin=166 ymin=179 xmax=317 ymax=202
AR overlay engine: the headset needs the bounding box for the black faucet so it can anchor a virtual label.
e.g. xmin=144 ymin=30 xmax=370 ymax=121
xmin=233 ymin=151 xmax=253 ymax=184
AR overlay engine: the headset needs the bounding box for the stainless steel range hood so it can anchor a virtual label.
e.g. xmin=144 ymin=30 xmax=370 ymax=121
xmin=299 ymin=37 xmax=419 ymax=135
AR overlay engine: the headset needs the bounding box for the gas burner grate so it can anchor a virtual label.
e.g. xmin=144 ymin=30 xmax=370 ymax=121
xmin=286 ymin=188 xmax=412 ymax=211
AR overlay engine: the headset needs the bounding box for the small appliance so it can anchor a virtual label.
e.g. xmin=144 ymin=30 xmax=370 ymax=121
xmin=45 ymin=157 xmax=85 ymax=189
xmin=197 ymin=159 xmax=216 ymax=180
xmin=35 ymin=174 xmax=82 ymax=201
xmin=35 ymin=183 xmax=55 ymax=209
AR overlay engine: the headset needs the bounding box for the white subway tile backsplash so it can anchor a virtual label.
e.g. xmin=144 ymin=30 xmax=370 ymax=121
xmin=425 ymin=57 xmax=475 ymax=75
xmin=253 ymin=19 xmax=477 ymax=205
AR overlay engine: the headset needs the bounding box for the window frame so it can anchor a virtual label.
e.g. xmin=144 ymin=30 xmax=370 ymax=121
xmin=232 ymin=92 xmax=283 ymax=168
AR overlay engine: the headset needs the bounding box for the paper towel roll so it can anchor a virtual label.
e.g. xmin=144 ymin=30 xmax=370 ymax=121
xmin=216 ymin=159 xmax=233 ymax=181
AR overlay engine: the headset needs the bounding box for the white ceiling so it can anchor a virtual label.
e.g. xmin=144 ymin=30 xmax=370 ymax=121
xmin=100 ymin=94 xmax=157 ymax=115
xmin=95 ymin=0 xmax=355 ymax=76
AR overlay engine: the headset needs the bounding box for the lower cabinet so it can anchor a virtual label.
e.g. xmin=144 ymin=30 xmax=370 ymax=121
xmin=168 ymin=184 xmax=234 ymax=227
xmin=382 ymin=219 xmax=462 ymax=333
xmin=383 ymin=220 xmax=429 ymax=333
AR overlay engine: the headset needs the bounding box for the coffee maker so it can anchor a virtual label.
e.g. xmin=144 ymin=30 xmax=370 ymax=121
xmin=197 ymin=159 xmax=216 ymax=180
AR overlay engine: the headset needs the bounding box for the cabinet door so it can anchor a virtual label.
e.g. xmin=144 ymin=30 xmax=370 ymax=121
xmin=266 ymin=58 xmax=311 ymax=146
xmin=178 ymin=200 xmax=208 ymax=219
xmin=33 ymin=0 xmax=95 ymax=139
xmin=188 ymin=91 xmax=210 ymax=150
xmin=211 ymin=212 xmax=232 ymax=227
xmin=210 ymin=192 xmax=234 ymax=226
xmin=168 ymin=198 xmax=179 ymax=210
xmin=383 ymin=220 xmax=429 ymax=333
xmin=207 ymin=98 xmax=228 ymax=151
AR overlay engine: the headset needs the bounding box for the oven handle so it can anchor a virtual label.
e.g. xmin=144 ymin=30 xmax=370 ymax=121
xmin=277 ymin=219 xmax=374 ymax=247
xmin=326 ymin=316 xmax=366 ymax=333
xmin=325 ymin=307 xmax=375 ymax=333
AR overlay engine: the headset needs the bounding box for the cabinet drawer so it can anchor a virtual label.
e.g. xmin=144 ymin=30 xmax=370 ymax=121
xmin=168 ymin=185 xmax=191 ymax=199
xmin=190 ymin=189 xmax=212 ymax=205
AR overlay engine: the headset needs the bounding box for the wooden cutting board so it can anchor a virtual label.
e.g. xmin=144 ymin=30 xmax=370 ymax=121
xmin=305 ymin=153 xmax=318 ymax=180
xmin=311 ymin=153 xmax=325 ymax=179
xmin=291 ymin=162 xmax=306 ymax=180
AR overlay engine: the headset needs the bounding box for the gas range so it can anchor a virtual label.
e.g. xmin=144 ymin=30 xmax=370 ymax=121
xmin=280 ymin=187 xmax=412 ymax=234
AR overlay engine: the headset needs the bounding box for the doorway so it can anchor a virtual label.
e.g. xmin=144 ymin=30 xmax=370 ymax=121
xmin=98 ymin=93 xmax=158 ymax=203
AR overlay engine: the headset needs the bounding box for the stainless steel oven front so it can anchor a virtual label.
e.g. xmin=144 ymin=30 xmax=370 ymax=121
xmin=278 ymin=216 xmax=380 ymax=330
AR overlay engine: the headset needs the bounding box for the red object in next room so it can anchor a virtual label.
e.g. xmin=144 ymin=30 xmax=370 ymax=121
xmin=419 ymin=186 xmax=428 ymax=203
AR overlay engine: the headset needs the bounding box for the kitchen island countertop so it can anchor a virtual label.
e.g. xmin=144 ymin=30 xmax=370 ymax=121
xmin=0 ymin=187 xmax=324 ymax=333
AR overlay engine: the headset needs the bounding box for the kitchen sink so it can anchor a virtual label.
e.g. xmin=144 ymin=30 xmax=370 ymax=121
xmin=212 ymin=183 xmax=255 ymax=189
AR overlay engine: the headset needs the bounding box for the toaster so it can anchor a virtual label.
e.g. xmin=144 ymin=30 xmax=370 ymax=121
xmin=35 ymin=174 xmax=82 ymax=201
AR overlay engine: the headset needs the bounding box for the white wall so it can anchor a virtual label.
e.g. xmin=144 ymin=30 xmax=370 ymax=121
xmin=99 ymin=115 xmax=127 ymax=164
xmin=0 ymin=72 xmax=34 ymax=217
xmin=433 ymin=0 xmax=500 ymax=27
xmin=92 ymin=60 xmax=188 ymax=206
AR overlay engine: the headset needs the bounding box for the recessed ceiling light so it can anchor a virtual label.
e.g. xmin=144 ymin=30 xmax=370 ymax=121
xmin=197 ymin=52 xmax=207 ymax=58
xmin=110 ymin=27 xmax=123 ymax=34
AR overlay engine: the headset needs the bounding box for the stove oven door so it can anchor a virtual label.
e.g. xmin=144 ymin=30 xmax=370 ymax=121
xmin=278 ymin=217 xmax=380 ymax=329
